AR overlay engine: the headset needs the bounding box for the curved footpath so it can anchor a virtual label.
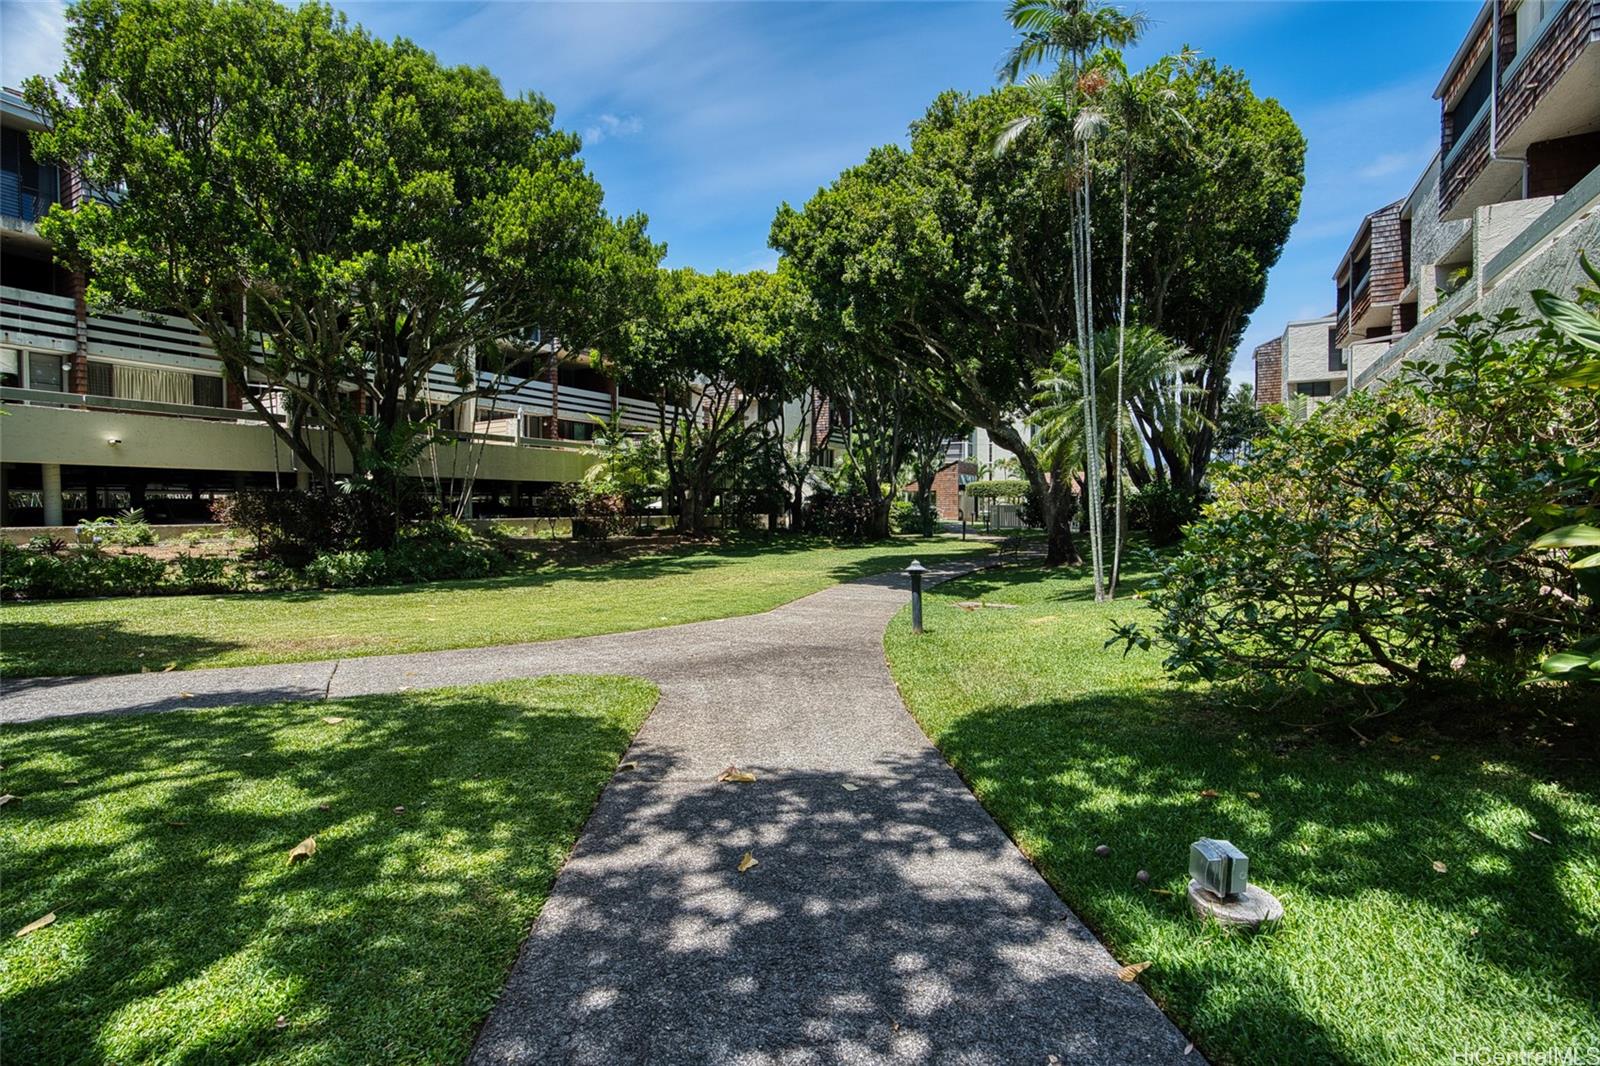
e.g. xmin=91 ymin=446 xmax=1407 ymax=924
xmin=1 ymin=558 xmax=1198 ymax=1064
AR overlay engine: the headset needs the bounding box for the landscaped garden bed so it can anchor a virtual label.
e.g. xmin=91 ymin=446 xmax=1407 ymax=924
xmin=885 ymin=564 xmax=1600 ymax=1065
xmin=0 ymin=676 xmax=659 ymax=1065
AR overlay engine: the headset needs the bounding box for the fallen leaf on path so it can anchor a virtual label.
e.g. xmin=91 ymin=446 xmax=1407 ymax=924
xmin=0 ymin=794 xmax=16 ymax=807
xmin=1431 ymin=860 xmax=1447 ymax=874
xmin=1387 ymin=735 xmax=1404 ymax=744
xmin=393 ymin=805 xmax=407 ymax=814
xmin=1245 ymin=791 xmax=1261 ymax=800
xmin=617 ymin=761 xmax=638 ymax=772
xmin=1117 ymin=961 xmax=1152 ymax=982
xmin=738 ymin=851 xmax=759 ymax=874
xmin=1184 ymin=1043 xmax=1195 ymax=1056
xmin=178 ymin=692 xmax=195 ymax=700
xmin=1150 ymin=888 xmax=1173 ymax=897
xmin=841 ymin=782 xmax=860 ymax=792
xmin=717 ymin=767 xmax=757 ymax=784
xmin=15 ymin=913 xmax=55 ymax=938
xmin=322 ymin=716 xmax=345 ymax=725
xmin=275 ymin=1015 xmax=289 ymax=1029
xmin=163 ymin=662 xmax=177 ymax=672
xmin=1198 ymin=789 xmax=1219 ymax=799
xmin=1430 ymin=755 xmax=1442 ymax=761
xmin=317 ymin=804 xmax=331 ymax=812
xmin=62 ymin=778 xmax=80 ymax=786
xmin=1528 ymin=831 xmax=1551 ymax=844
xmin=287 ymin=837 xmax=317 ymax=864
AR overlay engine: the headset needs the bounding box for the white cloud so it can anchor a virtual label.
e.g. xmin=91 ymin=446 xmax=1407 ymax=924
xmin=583 ymin=112 xmax=643 ymax=147
xmin=1 ymin=0 xmax=66 ymax=87
xmin=1357 ymin=141 xmax=1437 ymax=182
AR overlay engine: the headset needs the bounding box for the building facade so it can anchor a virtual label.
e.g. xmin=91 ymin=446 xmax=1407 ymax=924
xmin=1 ymin=88 xmax=681 ymax=528
xmin=1255 ymin=0 xmax=1600 ymax=402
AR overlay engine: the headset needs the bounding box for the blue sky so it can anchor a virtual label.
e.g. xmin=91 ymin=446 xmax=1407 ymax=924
xmin=1 ymin=0 xmax=1481 ymax=384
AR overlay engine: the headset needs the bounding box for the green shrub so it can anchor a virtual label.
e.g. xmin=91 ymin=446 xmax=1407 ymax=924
xmin=1127 ymin=481 xmax=1201 ymax=547
xmin=807 ymin=491 xmax=880 ymax=541
xmin=890 ymin=499 xmax=920 ymax=534
xmin=2 ymin=543 xmax=168 ymax=599
xmin=302 ymin=550 xmax=392 ymax=589
xmin=172 ymin=553 xmax=231 ymax=592
xmin=76 ymin=508 xmax=158 ymax=547
xmin=212 ymin=490 xmax=354 ymax=565
xmin=572 ymin=491 xmax=627 ymax=543
xmin=1115 ymin=299 xmax=1600 ymax=703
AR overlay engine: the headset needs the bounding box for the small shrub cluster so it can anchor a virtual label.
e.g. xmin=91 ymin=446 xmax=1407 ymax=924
xmin=807 ymin=491 xmax=880 ymax=541
xmin=2 ymin=515 xmax=508 ymax=600
xmin=890 ymin=499 xmax=920 ymax=534
xmin=572 ymin=491 xmax=627 ymax=543
xmin=211 ymin=490 xmax=357 ymax=565
xmin=75 ymin=508 xmax=157 ymax=547
xmin=1126 ymin=482 xmax=1202 ymax=547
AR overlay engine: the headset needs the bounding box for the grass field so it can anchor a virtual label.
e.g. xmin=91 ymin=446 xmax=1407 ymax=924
xmin=0 ymin=676 xmax=659 ymax=1065
xmin=1 ymin=534 xmax=990 ymax=677
xmin=884 ymin=565 xmax=1600 ymax=1065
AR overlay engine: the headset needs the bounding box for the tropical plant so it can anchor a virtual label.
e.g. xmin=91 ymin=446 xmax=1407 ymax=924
xmin=581 ymin=411 xmax=666 ymax=509
xmin=996 ymin=0 xmax=1148 ymax=600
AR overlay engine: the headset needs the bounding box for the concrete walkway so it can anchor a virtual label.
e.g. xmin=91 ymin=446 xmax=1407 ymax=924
xmin=2 ymin=559 xmax=1198 ymax=1064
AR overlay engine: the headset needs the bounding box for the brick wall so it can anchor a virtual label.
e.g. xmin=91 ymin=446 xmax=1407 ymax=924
xmin=1253 ymin=336 xmax=1282 ymax=404
xmin=1528 ymin=131 xmax=1600 ymax=198
xmin=904 ymin=460 xmax=976 ymax=520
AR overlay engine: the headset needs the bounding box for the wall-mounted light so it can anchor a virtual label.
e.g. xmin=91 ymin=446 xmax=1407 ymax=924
xmin=106 ymin=437 xmax=123 ymax=446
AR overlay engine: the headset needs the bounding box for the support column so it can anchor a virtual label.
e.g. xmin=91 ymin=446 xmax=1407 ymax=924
xmin=295 ymin=466 xmax=311 ymax=491
xmin=42 ymin=463 xmax=63 ymax=527
xmin=69 ymin=271 xmax=90 ymax=394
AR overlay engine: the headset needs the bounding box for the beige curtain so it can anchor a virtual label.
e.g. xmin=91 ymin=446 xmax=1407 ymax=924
xmin=114 ymin=364 xmax=194 ymax=406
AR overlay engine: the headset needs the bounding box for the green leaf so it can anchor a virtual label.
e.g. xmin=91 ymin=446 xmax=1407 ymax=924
xmin=1553 ymin=360 xmax=1600 ymax=390
xmin=1540 ymin=650 xmax=1600 ymax=678
xmin=1531 ymin=290 xmax=1600 ymax=352
xmin=1531 ymin=524 xmax=1600 ymax=549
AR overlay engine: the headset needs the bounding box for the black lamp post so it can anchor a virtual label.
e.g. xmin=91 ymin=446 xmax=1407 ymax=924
xmin=906 ymin=559 xmax=928 ymax=634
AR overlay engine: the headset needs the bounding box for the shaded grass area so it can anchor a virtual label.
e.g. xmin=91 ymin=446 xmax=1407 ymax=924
xmin=1 ymin=534 xmax=989 ymax=677
xmin=0 ymin=677 xmax=659 ymax=1065
xmin=885 ymin=565 xmax=1600 ymax=1065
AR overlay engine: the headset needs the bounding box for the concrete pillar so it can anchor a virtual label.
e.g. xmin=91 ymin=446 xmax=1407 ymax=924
xmin=295 ymin=466 xmax=311 ymax=491
xmin=42 ymin=463 xmax=63 ymax=527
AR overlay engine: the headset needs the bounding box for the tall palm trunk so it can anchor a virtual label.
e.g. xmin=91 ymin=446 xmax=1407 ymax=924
xmin=1073 ymin=132 xmax=1106 ymax=602
xmin=1109 ymin=165 xmax=1130 ymax=597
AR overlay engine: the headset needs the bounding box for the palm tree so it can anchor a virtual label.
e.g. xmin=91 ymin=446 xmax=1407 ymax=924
xmin=996 ymin=0 xmax=1146 ymax=602
xmin=1094 ymin=49 xmax=1194 ymax=595
xmin=1029 ymin=325 xmax=1204 ymax=589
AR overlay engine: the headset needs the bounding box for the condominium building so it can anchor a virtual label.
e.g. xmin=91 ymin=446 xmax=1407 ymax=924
xmin=0 ymin=88 xmax=664 ymax=527
xmin=1255 ymin=0 xmax=1600 ymax=401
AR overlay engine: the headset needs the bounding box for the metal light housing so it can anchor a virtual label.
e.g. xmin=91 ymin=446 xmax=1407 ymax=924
xmin=1189 ymin=838 xmax=1249 ymax=898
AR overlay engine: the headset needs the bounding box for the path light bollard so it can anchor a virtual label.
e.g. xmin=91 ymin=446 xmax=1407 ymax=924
xmin=906 ymin=560 xmax=928 ymax=634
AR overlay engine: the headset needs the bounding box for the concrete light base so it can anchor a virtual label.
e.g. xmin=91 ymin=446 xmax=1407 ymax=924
xmin=1187 ymin=879 xmax=1284 ymax=931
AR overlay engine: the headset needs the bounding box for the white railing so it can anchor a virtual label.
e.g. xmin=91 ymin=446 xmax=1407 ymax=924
xmin=0 ymin=285 xmax=77 ymax=353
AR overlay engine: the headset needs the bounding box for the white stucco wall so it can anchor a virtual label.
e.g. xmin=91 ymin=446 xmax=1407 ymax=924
xmin=1280 ymin=317 xmax=1339 ymax=392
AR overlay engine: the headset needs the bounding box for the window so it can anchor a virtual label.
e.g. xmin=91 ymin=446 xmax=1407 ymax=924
xmin=813 ymin=447 xmax=835 ymax=469
xmin=28 ymin=352 xmax=65 ymax=392
xmin=87 ymin=360 xmax=113 ymax=396
xmin=1445 ymin=58 xmax=1492 ymax=156
xmin=193 ymin=374 xmax=224 ymax=408
xmin=1294 ymin=380 xmax=1332 ymax=398
xmin=0 ymin=348 xmax=20 ymax=388
xmin=1515 ymin=0 xmax=1561 ymax=62
xmin=1 ymin=128 xmax=60 ymax=222
xmin=558 ymin=418 xmax=595 ymax=441
xmin=1327 ymin=329 xmax=1346 ymax=372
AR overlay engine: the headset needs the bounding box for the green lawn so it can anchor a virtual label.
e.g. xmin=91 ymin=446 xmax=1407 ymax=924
xmin=1 ymin=535 xmax=990 ymax=677
xmin=0 ymin=676 xmax=658 ymax=1065
xmin=885 ymin=565 xmax=1600 ymax=1065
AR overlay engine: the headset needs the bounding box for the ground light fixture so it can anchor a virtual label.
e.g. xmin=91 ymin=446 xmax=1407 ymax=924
xmin=1186 ymin=837 xmax=1284 ymax=930
xmin=905 ymin=559 xmax=928 ymax=634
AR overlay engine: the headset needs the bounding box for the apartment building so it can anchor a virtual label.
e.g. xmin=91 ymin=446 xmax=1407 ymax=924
xmin=0 ymin=88 xmax=674 ymax=528
xmin=1252 ymin=315 xmax=1341 ymax=405
xmin=1255 ymin=0 xmax=1600 ymax=401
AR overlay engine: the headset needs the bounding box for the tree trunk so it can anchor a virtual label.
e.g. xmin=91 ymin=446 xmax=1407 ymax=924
xmin=1109 ymin=168 xmax=1131 ymax=598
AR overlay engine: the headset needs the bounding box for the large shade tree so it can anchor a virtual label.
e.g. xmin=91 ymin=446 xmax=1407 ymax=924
xmin=774 ymin=91 xmax=1084 ymax=564
xmin=625 ymin=268 xmax=794 ymax=535
xmin=26 ymin=0 xmax=654 ymax=545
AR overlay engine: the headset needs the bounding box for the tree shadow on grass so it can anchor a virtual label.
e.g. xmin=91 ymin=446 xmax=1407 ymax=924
xmin=928 ymin=691 xmax=1600 ymax=1064
xmin=0 ymin=679 xmax=652 ymax=1065
xmin=0 ymin=619 xmax=246 ymax=679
